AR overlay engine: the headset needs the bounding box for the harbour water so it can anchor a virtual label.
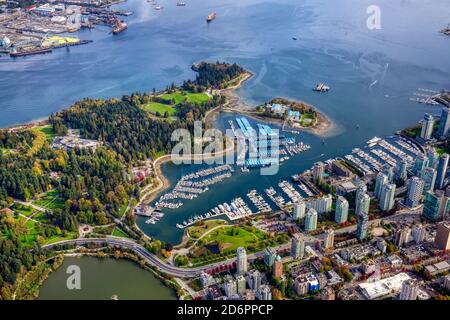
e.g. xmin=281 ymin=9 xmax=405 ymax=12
xmin=1 ymin=0 xmax=450 ymax=243
xmin=38 ymin=256 xmax=177 ymax=300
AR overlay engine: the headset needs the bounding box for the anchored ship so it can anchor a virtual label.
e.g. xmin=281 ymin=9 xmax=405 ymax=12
xmin=206 ymin=12 xmax=216 ymax=22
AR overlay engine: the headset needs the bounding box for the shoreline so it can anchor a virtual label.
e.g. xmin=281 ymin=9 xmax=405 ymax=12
xmin=220 ymin=86 xmax=336 ymax=137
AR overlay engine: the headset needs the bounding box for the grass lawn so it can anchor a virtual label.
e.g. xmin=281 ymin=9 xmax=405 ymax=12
xmin=12 ymin=203 xmax=36 ymax=217
xmin=160 ymin=91 xmax=210 ymax=105
xmin=118 ymin=203 xmax=128 ymax=218
xmin=33 ymin=211 xmax=51 ymax=223
xmin=35 ymin=125 xmax=56 ymax=142
xmin=301 ymin=113 xmax=315 ymax=127
xmin=112 ymin=227 xmax=128 ymax=238
xmin=142 ymin=101 xmax=177 ymax=116
xmin=188 ymin=219 xmax=228 ymax=239
xmin=44 ymin=232 xmax=77 ymax=245
xmin=33 ymin=189 xmax=65 ymax=211
xmin=200 ymin=225 xmax=267 ymax=253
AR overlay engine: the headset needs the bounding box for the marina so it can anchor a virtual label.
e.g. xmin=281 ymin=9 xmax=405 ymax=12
xmin=344 ymin=136 xmax=423 ymax=177
xmin=229 ymin=117 xmax=311 ymax=170
xmin=153 ymin=165 xmax=234 ymax=211
xmin=278 ymin=180 xmax=303 ymax=205
xmin=247 ymin=189 xmax=271 ymax=213
xmin=265 ymin=186 xmax=286 ymax=210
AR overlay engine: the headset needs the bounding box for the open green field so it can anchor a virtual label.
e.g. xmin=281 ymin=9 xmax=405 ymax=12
xmin=142 ymin=102 xmax=177 ymax=116
xmin=142 ymin=91 xmax=209 ymax=119
xmin=34 ymin=125 xmax=56 ymax=142
xmin=12 ymin=203 xmax=36 ymax=217
xmin=160 ymin=91 xmax=210 ymax=105
xmin=118 ymin=203 xmax=128 ymax=218
xmin=200 ymin=225 xmax=268 ymax=252
xmin=187 ymin=220 xmax=228 ymax=239
xmin=33 ymin=190 xmax=65 ymax=211
xmin=44 ymin=232 xmax=77 ymax=245
xmin=112 ymin=227 xmax=128 ymax=238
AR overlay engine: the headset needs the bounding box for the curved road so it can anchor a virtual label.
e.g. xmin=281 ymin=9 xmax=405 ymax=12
xmin=43 ymin=237 xmax=290 ymax=278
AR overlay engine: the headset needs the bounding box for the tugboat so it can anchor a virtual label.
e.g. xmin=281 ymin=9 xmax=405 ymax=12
xmin=313 ymin=83 xmax=330 ymax=92
xmin=206 ymin=12 xmax=216 ymax=22
xmin=112 ymin=21 xmax=127 ymax=35
xmin=176 ymin=1 xmax=186 ymax=6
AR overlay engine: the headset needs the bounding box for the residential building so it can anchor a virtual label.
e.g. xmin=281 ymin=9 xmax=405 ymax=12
xmin=291 ymin=233 xmax=305 ymax=259
xmin=356 ymin=192 xmax=370 ymax=240
xmin=383 ymin=164 xmax=395 ymax=183
xmin=324 ymin=228 xmax=334 ymax=250
xmin=376 ymin=238 xmax=387 ymax=253
xmin=420 ymin=167 xmax=437 ymax=194
xmin=427 ymin=147 xmax=439 ymax=169
xmin=399 ymin=279 xmax=419 ymax=300
xmin=435 ymin=222 xmax=450 ymax=251
xmin=411 ymin=224 xmax=426 ymax=244
xmin=236 ymin=275 xmax=246 ymax=295
xmin=247 ymin=270 xmax=261 ymax=291
xmin=437 ymin=107 xmax=450 ymax=139
xmin=356 ymin=211 xmax=369 ymax=240
xmin=264 ymin=247 xmax=277 ymax=266
xmin=374 ymin=172 xmax=388 ymax=199
xmin=224 ymin=276 xmax=237 ymax=297
xmin=422 ymin=190 xmax=450 ymax=221
xmin=395 ymin=228 xmax=411 ymax=247
xmin=294 ymin=276 xmax=309 ymax=296
xmin=356 ymin=182 xmax=367 ymax=200
xmin=200 ymin=271 xmax=214 ymax=288
xmin=396 ymin=159 xmax=408 ymax=183
xmin=356 ymin=192 xmax=370 ymax=217
xmin=335 ymin=196 xmax=349 ymax=224
xmin=306 ymin=194 xmax=332 ymax=214
xmin=420 ymin=113 xmax=435 ymax=140
xmin=293 ymin=201 xmax=306 ymax=220
xmin=413 ymin=155 xmax=429 ymax=176
xmin=257 ymin=285 xmax=272 ymax=300
xmin=436 ymin=153 xmax=449 ymax=190
xmin=379 ymin=183 xmax=396 ymax=212
xmin=405 ymin=177 xmax=425 ymax=208
xmin=312 ymin=161 xmax=325 ymax=182
xmin=236 ymin=247 xmax=248 ymax=275
xmin=273 ymin=255 xmax=283 ymax=279
xmin=304 ymin=208 xmax=318 ymax=232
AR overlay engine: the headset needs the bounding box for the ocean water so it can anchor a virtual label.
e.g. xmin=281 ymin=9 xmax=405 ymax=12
xmin=1 ymin=0 xmax=449 ymax=243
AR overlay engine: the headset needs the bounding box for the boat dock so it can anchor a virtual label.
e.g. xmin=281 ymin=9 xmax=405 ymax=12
xmin=154 ymin=164 xmax=234 ymax=211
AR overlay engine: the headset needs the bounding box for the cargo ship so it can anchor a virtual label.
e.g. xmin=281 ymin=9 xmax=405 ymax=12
xmin=206 ymin=12 xmax=216 ymax=22
xmin=112 ymin=21 xmax=128 ymax=35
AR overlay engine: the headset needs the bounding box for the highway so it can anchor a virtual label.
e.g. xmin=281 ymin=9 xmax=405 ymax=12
xmin=42 ymin=237 xmax=290 ymax=278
